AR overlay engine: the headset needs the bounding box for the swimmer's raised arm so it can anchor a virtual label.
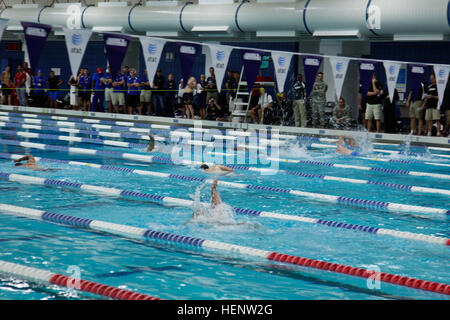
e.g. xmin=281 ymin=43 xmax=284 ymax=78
xmin=211 ymin=179 xmax=222 ymax=207
xmin=147 ymin=133 xmax=155 ymax=152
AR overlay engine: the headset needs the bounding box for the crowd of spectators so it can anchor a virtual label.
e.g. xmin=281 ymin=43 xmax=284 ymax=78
xmin=250 ymin=71 xmax=449 ymax=137
xmin=1 ymin=63 xmax=449 ymax=137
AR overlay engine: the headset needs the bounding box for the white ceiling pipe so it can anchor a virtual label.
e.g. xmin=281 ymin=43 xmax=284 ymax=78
xmin=0 ymin=0 xmax=448 ymax=38
xmin=1 ymin=7 xmax=42 ymax=28
xmin=236 ymin=1 xmax=305 ymax=33
xmin=304 ymin=0 xmax=369 ymax=38
xmin=369 ymin=0 xmax=449 ymax=38
xmin=181 ymin=3 xmax=241 ymax=34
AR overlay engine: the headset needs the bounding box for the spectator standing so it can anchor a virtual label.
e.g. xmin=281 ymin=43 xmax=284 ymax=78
xmin=111 ymin=70 xmax=126 ymax=113
xmin=32 ymin=70 xmax=47 ymax=108
xmin=183 ymin=76 xmax=196 ymax=119
xmin=358 ymin=84 xmax=367 ymax=129
xmin=195 ymin=74 xmax=207 ymax=119
xmin=225 ymin=70 xmax=236 ymax=105
xmin=23 ymin=62 xmax=32 ymax=105
xmin=423 ymin=74 xmax=441 ymax=136
xmin=67 ymin=74 xmax=79 ymax=110
xmin=165 ymin=73 xmax=177 ymax=117
xmin=176 ymin=79 xmax=185 ymax=117
xmin=47 ymin=70 xmax=63 ymax=109
xmin=406 ymin=81 xmax=426 ymax=135
xmin=382 ymin=87 xmax=400 ymax=134
xmin=91 ymin=67 xmax=105 ymax=112
xmin=14 ymin=65 xmax=27 ymax=106
xmin=206 ymin=67 xmax=219 ymax=103
xmin=139 ymin=69 xmax=151 ymax=116
xmin=292 ymin=74 xmax=307 ymax=127
xmin=441 ymin=74 xmax=450 ymax=137
xmin=78 ymin=68 xmax=92 ymax=112
xmin=152 ymin=68 xmax=165 ymax=116
xmin=310 ymin=72 xmax=328 ymax=128
xmin=329 ymin=97 xmax=352 ymax=129
xmin=102 ymin=67 xmax=113 ymax=113
xmin=1 ymin=65 xmax=12 ymax=105
xmin=126 ymin=68 xmax=141 ymax=115
xmin=365 ymin=73 xmax=384 ymax=133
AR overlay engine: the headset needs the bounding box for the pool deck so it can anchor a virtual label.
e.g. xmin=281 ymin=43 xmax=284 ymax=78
xmin=1 ymin=104 xmax=449 ymax=148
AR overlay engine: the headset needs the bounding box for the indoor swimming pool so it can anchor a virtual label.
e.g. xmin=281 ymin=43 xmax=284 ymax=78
xmin=0 ymin=111 xmax=449 ymax=300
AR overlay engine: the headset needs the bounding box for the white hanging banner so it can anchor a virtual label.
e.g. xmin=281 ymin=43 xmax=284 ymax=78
xmin=207 ymin=44 xmax=233 ymax=93
xmin=329 ymin=56 xmax=350 ymax=100
xmin=271 ymin=51 xmax=293 ymax=93
xmin=433 ymin=64 xmax=450 ymax=110
xmin=0 ymin=18 xmax=8 ymax=42
xmin=63 ymin=28 xmax=92 ymax=77
xmin=139 ymin=36 xmax=167 ymax=86
xmin=383 ymin=61 xmax=402 ymax=103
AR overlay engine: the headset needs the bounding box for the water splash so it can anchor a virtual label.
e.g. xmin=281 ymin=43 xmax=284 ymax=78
xmin=351 ymin=131 xmax=374 ymax=155
xmin=187 ymin=183 xmax=239 ymax=227
xmin=279 ymin=140 xmax=313 ymax=160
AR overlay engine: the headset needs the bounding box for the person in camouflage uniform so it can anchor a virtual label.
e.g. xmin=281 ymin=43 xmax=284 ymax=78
xmin=310 ymin=72 xmax=328 ymax=128
xmin=329 ymin=97 xmax=352 ymax=129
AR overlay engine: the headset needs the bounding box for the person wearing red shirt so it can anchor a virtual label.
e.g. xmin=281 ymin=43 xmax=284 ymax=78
xmin=14 ymin=65 xmax=27 ymax=106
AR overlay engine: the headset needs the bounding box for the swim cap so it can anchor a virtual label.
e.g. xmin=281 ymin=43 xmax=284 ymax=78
xmin=200 ymin=164 xmax=209 ymax=170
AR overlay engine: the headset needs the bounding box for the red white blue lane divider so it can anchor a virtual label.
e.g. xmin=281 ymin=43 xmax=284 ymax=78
xmin=259 ymin=157 xmax=450 ymax=180
xmin=3 ymin=111 xmax=450 ymax=154
xmin=1 ymin=152 xmax=448 ymax=197
xmin=0 ymin=116 xmax=282 ymax=147
xmin=0 ymin=129 xmax=150 ymax=150
xmin=3 ymin=114 xmax=449 ymax=163
xmin=2 ymin=137 xmax=449 ymax=183
xmin=1 ymin=153 xmax=448 ymax=245
xmin=0 ymin=203 xmax=448 ymax=296
xmin=0 ymin=171 xmax=448 ymax=220
xmin=4 ymin=112 xmax=449 ymax=160
xmin=0 ymin=259 xmax=160 ymax=300
xmin=359 ymin=156 xmax=450 ymax=167
xmin=0 ymin=111 xmax=178 ymax=131
xmin=0 ymin=120 xmax=165 ymax=142
xmin=0 ymin=138 xmax=183 ymax=165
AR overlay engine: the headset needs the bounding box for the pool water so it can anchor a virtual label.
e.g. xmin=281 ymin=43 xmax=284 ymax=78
xmin=0 ymin=125 xmax=449 ymax=300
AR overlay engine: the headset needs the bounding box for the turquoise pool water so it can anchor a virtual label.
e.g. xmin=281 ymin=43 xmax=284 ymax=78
xmin=0 ymin=125 xmax=449 ymax=300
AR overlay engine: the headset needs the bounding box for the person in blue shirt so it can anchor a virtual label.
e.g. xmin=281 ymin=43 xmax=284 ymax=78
xmin=32 ymin=70 xmax=47 ymax=108
xmin=91 ymin=67 xmax=105 ymax=112
xmin=112 ymin=70 xmax=126 ymax=113
xmin=78 ymin=68 xmax=91 ymax=112
xmin=102 ymin=66 xmax=113 ymax=113
xmin=126 ymin=68 xmax=141 ymax=115
xmin=139 ymin=69 xmax=151 ymax=116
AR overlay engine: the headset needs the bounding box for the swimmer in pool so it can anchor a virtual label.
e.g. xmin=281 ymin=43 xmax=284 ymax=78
xmin=147 ymin=133 xmax=155 ymax=152
xmin=185 ymin=179 xmax=245 ymax=226
xmin=336 ymin=135 xmax=360 ymax=156
xmin=200 ymin=163 xmax=234 ymax=175
xmin=13 ymin=155 xmax=58 ymax=171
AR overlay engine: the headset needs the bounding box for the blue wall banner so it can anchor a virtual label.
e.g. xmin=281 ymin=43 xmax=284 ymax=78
xmin=21 ymin=21 xmax=52 ymax=70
